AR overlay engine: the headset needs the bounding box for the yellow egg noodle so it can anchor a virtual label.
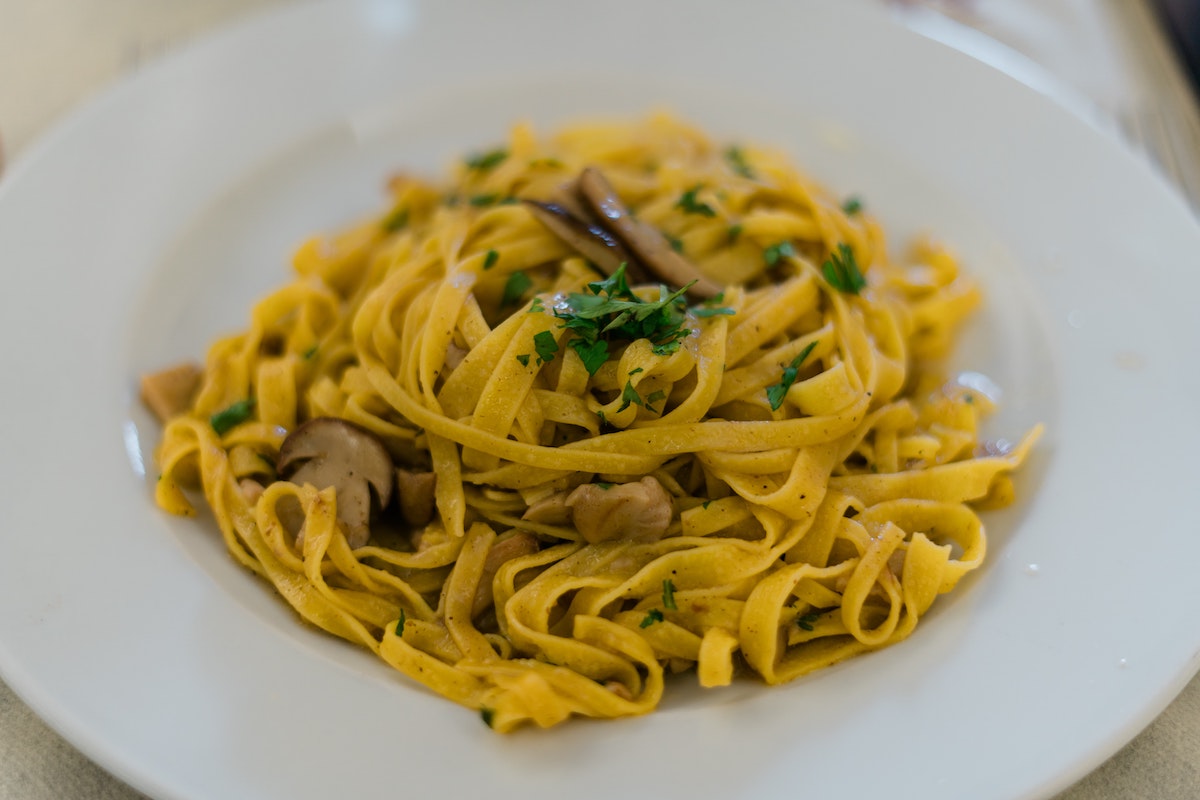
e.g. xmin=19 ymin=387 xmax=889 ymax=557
xmin=149 ymin=114 xmax=1039 ymax=732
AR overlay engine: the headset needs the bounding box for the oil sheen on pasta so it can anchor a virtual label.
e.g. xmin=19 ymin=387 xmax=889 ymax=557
xmin=152 ymin=114 xmax=1039 ymax=732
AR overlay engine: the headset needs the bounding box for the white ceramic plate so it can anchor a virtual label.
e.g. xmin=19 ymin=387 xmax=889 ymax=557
xmin=3 ymin=2 xmax=1199 ymax=798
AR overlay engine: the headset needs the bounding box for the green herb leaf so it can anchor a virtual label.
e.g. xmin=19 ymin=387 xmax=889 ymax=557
xmin=628 ymin=367 xmax=644 ymax=376
xmin=728 ymin=223 xmax=743 ymax=244
xmin=596 ymin=482 xmax=615 ymax=490
xmin=617 ymin=380 xmax=644 ymax=413
xmin=645 ymin=389 xmax=667 ymax=413
xmin=724 ymin=145 xmax=755 ymax=179
xmin=528 ymin=297 xmax=545 ymax=314
xmin=302 ymin=344 xmax=318 ymax=360
xmin=501 ymin=271 xmax=533 ymax=307
xmin=533 ymin=330 xmax=558 ymax=365
xmin=765 ymin=340 xmax=819 ymax=411
xmin=554 ymin=263 xmax=694 ymax=373
xmin=666 ymin=234 xmax=684 ymax=254
xmin=465 ymin=149 xmax=508 ymax=171
xmin=395 ymin=609 xmax=407 ymax=637
xmin=570 ymin=338 xmax=609 ymax=375
xmin=841 ymin=196 xmax=863 ymax=215
xmin=662 ymin=579 xmax=677 ymax=610
xmin=483 ymin=249 xmax=499 ymax=270
xmin=676 ymin=185 xmax=717 ymax=217
xmin=381 ymin=208 xmax=408 ymax=233
xmin=797 ymin=612 xmax=820 ymax=632
xmin=639 ymin=609 xmax=665 ymax=628
xmin=822 ymin=243 xmax=867 ymax=294
xmin=764 ymin=241 xmax=796 ymax=267
xmin=515 ymin=354 xmax=531 ymax=367
xmin=469 ymin=193 xmax=501 ymax=207
xmin=480 ymin=706 xmax=496 ymax=727
xmin=210 ymin=398 xmax=255 ymax=435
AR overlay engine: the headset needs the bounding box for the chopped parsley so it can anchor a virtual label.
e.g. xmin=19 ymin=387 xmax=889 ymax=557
xmin=210 ymin=398 xmax=255 ymax=435
xmin=639 ymin=609 xmax=664 ymax=628
xmin=480 ymin=706 xmax=497 ymax=728
xmin=532 ymin=330 xmax=558 ymax=365
xmin=381 ymin=208 xmax=408 ymax=233
xmin=569 ymin=338 xmax=609 ymax=374
xmin=302 ymin=344 xmax=318 ymax=360
xmin=724 ymin=145 xmax=755 ymax=179
xmin=797 ymin=612 xmax=820 ymax=632
xmin=617 ymin=380 xmax=644 ymax=413
xmin=645 ymin=390 xmax=667 ymax=413
xmin=552 ymin=263 xmax=694 ymax=374
xmin=666 ymin=234 xmax=684 ymax=253
xmin=822 ymin=243 xmax=867 ymax=294
xmin=764 ymin=241 xmax=796 ymax=267
xmin=395 ymin=609 xmax=406 ymax=637
xmin=691 ymin=293 xmax=735 ymax=318
xmin=841 ymin=196 xmax=863 ymax=215
xmin=469 ymin=193 xmax=502 ymax=207
xmin=483 ymin=249 xmax=499 ymax=270
xmin=515 ymin=354 xmax=531 ymax=367
xmin=465 ymin=149 xmax=508 ymax=171
xmin=676 ymin=185 xmax=717 ymax=217
xmin=595 ymin=482 xmax=615 ymax=490
xmin=528 ymin=297 xmax=545 ymax=314
xmin=501 ymin=271 xmax=533 ymax=307
xmin=662 ymin=579 xmax=677 ymax=610
xmin=728 ymin=223 xmax=743 ymax=244
xmin=765 ymin=340 xmax=819 ymax=411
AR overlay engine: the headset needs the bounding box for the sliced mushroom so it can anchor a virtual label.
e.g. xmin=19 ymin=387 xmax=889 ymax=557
xmin=523 ymin=199 xmax=637 ymax=278
xmin=521 ymin=491 xmax=572 ymax=525
xmin=577 ymin=167 xmax=724 ymax=299
xmin=396 ymin=467 xmax=437 ymax=528
xmin=471 ymin=531 xmax=540 ymax=618
xmin=565 ymin=476 xmax=673 ymax=544
xmin=140 ymin=362 xmax=202 ymax=423
xmin=277 ymin=418 xmax=394 ymax=549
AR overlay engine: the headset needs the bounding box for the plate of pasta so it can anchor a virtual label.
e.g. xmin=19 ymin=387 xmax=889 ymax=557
xmin=2 ymin=1 xmax=1199 ymax=799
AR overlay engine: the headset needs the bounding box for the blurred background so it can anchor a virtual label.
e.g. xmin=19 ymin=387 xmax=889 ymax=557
xmin=0 ymin=1 xmax=1197 ymax=798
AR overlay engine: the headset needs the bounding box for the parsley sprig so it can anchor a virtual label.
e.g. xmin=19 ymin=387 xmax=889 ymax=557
xmin=724 ymin=145 xmax=755 ymax=179
xmin=465 ymin=149 xmax=508 ymax=172
xmin=553 ymin=264 xmax=694 ymax=375
xmin=639 ymin=609 xmax=664 ymax=628
xmin=210 ymin=398 xmax=255 ymax=435
xmin=822 ymin=243 xmax=867 ymax=294
xmin=676 ymin=185 xmax=716 ymax=217
xmin=662 ymin=579 xmax=677 ymax=610
xmin=501 ymin=271 xmax=533 ymax=306
xmin=765 ymin=340 xmax=819 ymax=411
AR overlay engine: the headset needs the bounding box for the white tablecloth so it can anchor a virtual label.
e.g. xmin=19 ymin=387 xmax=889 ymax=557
xmin=1 ymin=1 xmax=1197 ymax=797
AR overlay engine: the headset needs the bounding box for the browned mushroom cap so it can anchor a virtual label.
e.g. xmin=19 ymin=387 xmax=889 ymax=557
xmin=523 ymin=199 xmax=639 ymax=279
xmin=576 ymin=167 xmax=724 ymax=299
xmin=277 ymin=418 xmax=394 ymax=549
xmin=565 ymin=476 xmax=673 ymax=544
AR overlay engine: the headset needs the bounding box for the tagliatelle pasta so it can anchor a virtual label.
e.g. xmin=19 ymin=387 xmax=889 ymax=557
xmin=148 ymin=113 xmax=1039 ymax=732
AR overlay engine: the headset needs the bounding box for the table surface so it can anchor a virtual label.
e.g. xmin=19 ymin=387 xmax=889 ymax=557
xmin=1 ymin=1 xmax=1198 ymax=798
